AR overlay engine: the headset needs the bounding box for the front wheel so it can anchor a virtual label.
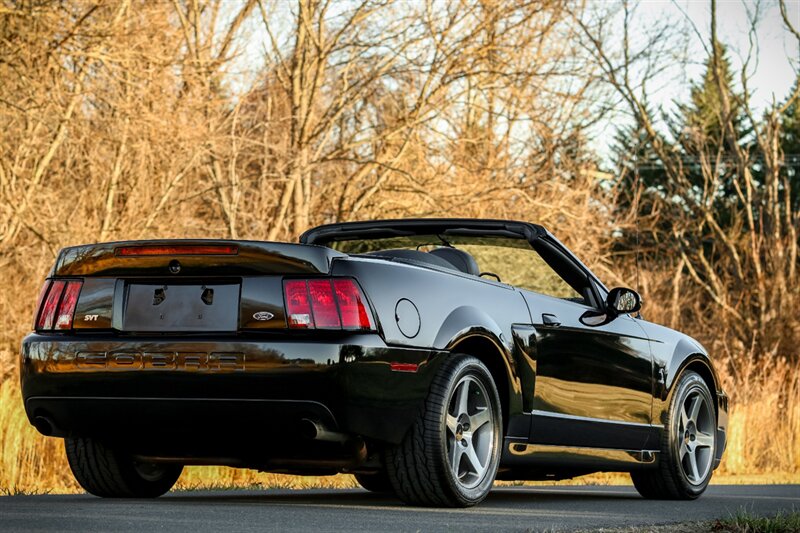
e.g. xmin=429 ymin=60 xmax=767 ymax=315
xmin=631 ymin=370 xmax=716 ymax=499
xmin=65 ymin=437 xmax=183 ymax=498
xmin=384 ymin=355 xmax=502 ymax=507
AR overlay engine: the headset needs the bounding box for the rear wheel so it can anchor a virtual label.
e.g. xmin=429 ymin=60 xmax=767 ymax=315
xmin=65 ymin=437 xmax=182 ymax=498
xmin=384 ymin=355 xmax=502 ymax=507
xmin=631 ymin=370 xmax=716 ymax=499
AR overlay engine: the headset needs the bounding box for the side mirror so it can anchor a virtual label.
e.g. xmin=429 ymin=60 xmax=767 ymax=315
xmin=606 ymin=287 xmax=642 ymax=316
xmin=579 ymin=287 xmax=643 ymax=327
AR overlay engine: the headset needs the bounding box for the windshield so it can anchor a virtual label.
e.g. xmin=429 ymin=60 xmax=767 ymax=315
xmin=328 ymin=235 xmax=531 ymax=253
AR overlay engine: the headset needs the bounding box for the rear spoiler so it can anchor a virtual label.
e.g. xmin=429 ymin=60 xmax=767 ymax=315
xmin=52 ymin=240 xmax=346 ymax=277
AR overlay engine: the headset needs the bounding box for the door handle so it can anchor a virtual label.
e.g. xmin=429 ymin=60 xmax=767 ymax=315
xmin=542 ymin=313 xmax=561 ymax=327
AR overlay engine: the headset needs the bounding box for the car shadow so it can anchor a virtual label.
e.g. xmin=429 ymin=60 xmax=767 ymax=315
xmin=159 ymin=486 xmax=642 ymax=508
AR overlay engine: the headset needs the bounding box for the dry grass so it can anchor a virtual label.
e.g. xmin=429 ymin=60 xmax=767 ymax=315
xmin=710 ymin=511 xmax=800 ymax=533
xmin=0 ymin=375 xmax=79 ymax=494
xmin=574 ymin=512 xmax=800 ymax=533
xmin=719 ymin=358 xmax=800 ymax=476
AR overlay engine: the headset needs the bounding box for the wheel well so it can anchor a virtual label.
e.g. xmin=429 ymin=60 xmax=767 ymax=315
xmin=449 ymin=335 xmax=510 ymax=432
xmin=682 ymin=359 xmax=718 ymax=415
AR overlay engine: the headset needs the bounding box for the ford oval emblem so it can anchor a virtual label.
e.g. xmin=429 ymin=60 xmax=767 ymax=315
xmin=253 ymin=311 xmax=275 ymax=321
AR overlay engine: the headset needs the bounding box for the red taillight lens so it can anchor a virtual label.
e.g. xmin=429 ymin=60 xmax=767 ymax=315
xmin=33 ymin=281 xmax=52 ymax=329
xmin=333 ymin=279 xmax=373 ymax=330
xmin=308 ymin=280 xmax=341 ymax=328
xmin=36 ymin=280 xmax=65 ymax=330
xmin=54 ymin=281 xmax=82 ymax=330
xmin=35 ymin=280 xmax=83 ymax=331
xmin=115 ymin=245 xmax=238 ymax=256
xmin=284 ymin=280 xmax=314 ymax=328
xmin=283 ymin=278 xmax=373 ymax=331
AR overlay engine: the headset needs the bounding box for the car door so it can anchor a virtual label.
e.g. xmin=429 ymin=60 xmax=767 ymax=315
xmin=519 ymin=238 xmax=655 ymax=451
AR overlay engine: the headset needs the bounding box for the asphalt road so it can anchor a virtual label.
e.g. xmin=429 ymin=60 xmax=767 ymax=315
xmin=1 ymin=485 xmax=798 ymax=532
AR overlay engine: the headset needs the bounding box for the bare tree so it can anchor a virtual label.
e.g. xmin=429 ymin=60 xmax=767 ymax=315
xmin=576 ymin=0 xmax=800 ymax=356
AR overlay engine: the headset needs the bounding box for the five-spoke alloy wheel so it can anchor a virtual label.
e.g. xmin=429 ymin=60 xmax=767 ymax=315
xmin=385 ymin=355 xmax=502 ymax=507
xmin=446 ymin=375 xmax=495 ymax=489
xmin=678 ymin=387 xmax=716 ymax=485
xmin=631 ymin=370 xmax=716 ymax=499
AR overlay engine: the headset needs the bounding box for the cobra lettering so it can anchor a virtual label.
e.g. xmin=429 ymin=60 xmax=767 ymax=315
xmin=72 ymin=352 xmax=244 ymax=371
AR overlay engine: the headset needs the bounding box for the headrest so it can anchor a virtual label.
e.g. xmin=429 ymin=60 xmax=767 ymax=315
xmin=428 ymin=247 xmax=480 ymax=276
xmin=367 ymin=249 xmax=456 ymax=270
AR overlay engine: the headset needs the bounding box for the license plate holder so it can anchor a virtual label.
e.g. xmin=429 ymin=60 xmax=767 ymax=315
xmin=122 ymin=283 xmax=239 ymax=332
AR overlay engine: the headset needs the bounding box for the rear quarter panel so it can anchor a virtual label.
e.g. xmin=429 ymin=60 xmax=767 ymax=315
xmin=331 ymin=256 xmax=534 ymax=423
xmin=332 ymin=257 xmax=530 ymax=349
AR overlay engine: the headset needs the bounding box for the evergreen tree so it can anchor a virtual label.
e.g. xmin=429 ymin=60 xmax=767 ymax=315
xmin=610 ymin=106 xmax=676 ymax=256
xmin=612 ymin=112 xmax=668 ymax=195
xmin=611 ymin=42 xmax=753 ymax=255
xmin=779 ymin=75 xmax=800 ymax=212
xmin=668 ymin=42 xmax=749 ymax=210
xmin=613 ymin=42 xmax=750 ymax=229
xmin=674 ymin=44 xmax=747 ymax=145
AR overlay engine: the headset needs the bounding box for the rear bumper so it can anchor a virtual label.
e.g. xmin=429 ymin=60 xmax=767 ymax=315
xmin=20 ymin=333 xmax=445 ymax=447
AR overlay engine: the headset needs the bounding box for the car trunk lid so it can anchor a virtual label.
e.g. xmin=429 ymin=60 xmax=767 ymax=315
xmin=42 ymin=240 xmax=348 ymax=333
xmin=54 ymin=240 xmax=344 ymax=277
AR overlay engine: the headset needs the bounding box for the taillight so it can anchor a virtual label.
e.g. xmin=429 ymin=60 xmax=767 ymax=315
xmin=283 ymin=278 xmax=374 ymax=331
xmin=333 ymin=279 xmax=372 ymax=329
xmin=308 ymin=280 xmax=340 ymax=328
xmin=37 ymin=280 xmax=64 ymax=330
xmin=35 ymin=280 xmax=82 ymax=331
xmin=54 ymin=281 xmax=82 ymax=330
xmin=284 ymin=280 xmax=314 ymax=328
xmin=33 ymin=281 xmax=52 ymax=329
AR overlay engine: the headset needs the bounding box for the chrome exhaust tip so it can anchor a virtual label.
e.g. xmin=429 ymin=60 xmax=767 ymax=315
xmin=299 ymin=418 xmax=348 ymax=443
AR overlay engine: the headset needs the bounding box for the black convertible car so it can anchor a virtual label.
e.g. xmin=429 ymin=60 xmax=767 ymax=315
xmin=20 ymin=219 xmax=727 ymax=506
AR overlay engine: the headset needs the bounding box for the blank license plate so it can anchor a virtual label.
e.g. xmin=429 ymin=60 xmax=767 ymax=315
xmin=122 ymin=283 xmax=239 ymax=332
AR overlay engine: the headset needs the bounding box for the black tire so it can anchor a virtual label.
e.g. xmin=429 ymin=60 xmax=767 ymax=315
xmin=65 ymin=437 xmax=183 ymax=498
xmin=354 ymin=470 xmax=393 ymax=493
xmin=384 ymin=355 xmax=502 ymax=507
xmin=631 ymin=370 xmax=716 ymax=500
